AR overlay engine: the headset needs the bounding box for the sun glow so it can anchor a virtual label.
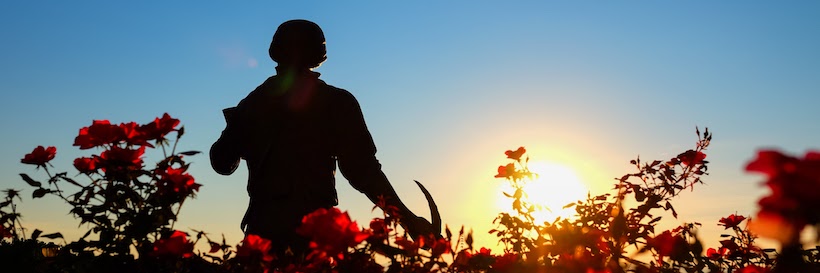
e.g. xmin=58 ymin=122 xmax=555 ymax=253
xmin=496 ymin=161 xmax=588 ymax=223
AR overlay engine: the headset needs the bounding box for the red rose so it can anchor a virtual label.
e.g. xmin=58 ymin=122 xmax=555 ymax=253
xmin=706 ymin=247 xmax=729 ymax=260
xmin=73 ymin=120 xmax=124 ymax=149
xmin=119 ymin=121 xmax=153 ymax=147
xmin=296 ymin=207 xmax=369 ymax=259
xmin=746 ymin=150 xmax=799 ymax=178
xmin=677 ymin=150 xmax=706 ymax=166
xmin=152 ymin=230 xmax=194 ymax=258
xmin=236 ymin=234 xmax=274 ymax=263
xmin=395 ymin=236 xmax=419 ymax=255
xmin=504 ymin=147 xmax=526 ymax=161
xmin=367 ymin=218 xmax=391 ymax=242
xmin=648 ymin=230 xmax=688 ymax=263
xmin=494 ymin=163 xmax=516 ymax=178
xmin=21 ymin=146 xmax=56 ymax=166
xmin=0 ymin=225 xmax=12 ymax=238
xmin=73 ymin=157 xmax=98 ymax=174
xmin=738 ymin=265 xmax=771 ymax=273
xmin=157 ymin=167 xmax=201 ymax=200
xmin=746 ymin=150 xmax=820 ymax=229
xmin=424 ymin=236 xmax=451 ymax=258
xmin=99 ymin=146 xmax=145 ymax=175
xmin=718 ymin=214 xmax=746 ymax=229
xmin=140 ymin=113 xmax=180 ymax=141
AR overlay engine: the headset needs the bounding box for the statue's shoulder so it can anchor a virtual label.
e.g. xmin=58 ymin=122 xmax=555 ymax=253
xmin=317 ymin=79 xmax=357 ymax=103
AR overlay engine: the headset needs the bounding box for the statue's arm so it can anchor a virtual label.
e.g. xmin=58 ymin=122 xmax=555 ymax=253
xmin=210 ymin=107 xmax=242 ymax=175
xmin=334 ymin=92 xmax=414 ymax=216
xmin=334 ymin=91 xmax=436 ymax=239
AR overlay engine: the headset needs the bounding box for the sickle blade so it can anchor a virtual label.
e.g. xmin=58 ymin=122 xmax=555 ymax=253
xmin=414 ymin=180 xmax=442 ymax=236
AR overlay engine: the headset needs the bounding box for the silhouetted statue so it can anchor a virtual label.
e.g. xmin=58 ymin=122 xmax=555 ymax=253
xmin=210 ymin=19 xmax=435 ymax=256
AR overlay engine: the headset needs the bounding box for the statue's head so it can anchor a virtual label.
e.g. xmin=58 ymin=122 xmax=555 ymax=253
xmin=269 ymin=19 xmax=327 ymax=70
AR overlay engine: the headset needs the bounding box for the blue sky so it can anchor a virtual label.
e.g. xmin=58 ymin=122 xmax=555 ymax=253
xmin=2 ymin=1 xmax=819 ymax=250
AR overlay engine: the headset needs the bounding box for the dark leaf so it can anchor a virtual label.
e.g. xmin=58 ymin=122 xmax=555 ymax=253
xmin=32 ymin=229 xmax=42 ymax=240
xmin=69 ymin=207 xmax=84 ymax=216
xmin=178 ymin=151 xmax=201 ymax=156
xmin=177 ymin=126 xmax=185 ymax=138
xmin=80 ymin=229 xmax=93 ymax=240
xmin=61 ymin=176 xmax=83 ymax=187
xmin=33 ymin=188 xmax=49 ymax=198
xmin=665 ymin=201 xmax=678 ymax=218
xmin=42 ymin=232 xmax=63 ymax=239
xmin=20 ymin=174 xmax=42 ymax=187
xmin=114 ymin=217 xmax=128 ymax=227
xmin=465 ymin=229 xmax=473 ymax=248
xmin=635 ymin=189 xmax=646 ymax=202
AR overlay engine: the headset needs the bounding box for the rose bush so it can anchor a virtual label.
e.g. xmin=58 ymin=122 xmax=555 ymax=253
xmin=5 ymin=117 xmax=820 ymax=273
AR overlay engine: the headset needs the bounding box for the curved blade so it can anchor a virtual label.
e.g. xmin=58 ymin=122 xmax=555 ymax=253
xmin=414 ymin=180 xmax=442 ymax=236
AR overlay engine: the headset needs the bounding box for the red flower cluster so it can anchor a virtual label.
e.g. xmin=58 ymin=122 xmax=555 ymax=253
xmin=236 ymin=234 xmax=274 ymax=263
xmin=156 ymin=167 xmax=201 ymax=200
xmin=492 ymin=252 xmax=518 ymax=273
xmin=152 ymin=230 xmax=194 ymax=258
xmin=718 ymin=214 xmax=746 ymax=230
xmin=21 ymin=146 xmax=56 ymax=167
xmin=73 ymin=113 xmax=179 ymax=149
xmin=296 ymin=207 xmax=370 ymax=259
xmin=746 ymin=150 xmax=820 ymax=240
xmin=454 ymin=247 xmax=494 ymax=270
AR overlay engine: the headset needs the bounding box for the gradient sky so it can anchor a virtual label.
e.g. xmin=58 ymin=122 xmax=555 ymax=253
xmin=2 ymin=1 xmax=819 ymax=251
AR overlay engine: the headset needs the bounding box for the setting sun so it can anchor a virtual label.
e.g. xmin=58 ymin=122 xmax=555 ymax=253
xmin=496 ymin=161 xmax=588 ymax=223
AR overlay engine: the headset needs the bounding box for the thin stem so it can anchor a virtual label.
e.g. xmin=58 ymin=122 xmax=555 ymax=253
xmin=11 ymin=203 xmax=26 ymax=240
xmin=171 ymin=137 xmax=179 ymax=156
xmin=170 ymin=199 xmax=186 ymax=230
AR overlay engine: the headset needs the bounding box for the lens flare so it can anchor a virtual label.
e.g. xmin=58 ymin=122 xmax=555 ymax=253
xmin=496 ymin=161 xmax=588 ymax=223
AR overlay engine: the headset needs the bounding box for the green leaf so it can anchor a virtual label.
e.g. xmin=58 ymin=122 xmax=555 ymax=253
xmin=20 ymin=174 xmax=41 ymax=187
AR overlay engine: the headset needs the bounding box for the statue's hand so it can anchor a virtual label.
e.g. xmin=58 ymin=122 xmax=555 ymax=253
xmin=402 ymin=215 xmax=440 ymax=242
